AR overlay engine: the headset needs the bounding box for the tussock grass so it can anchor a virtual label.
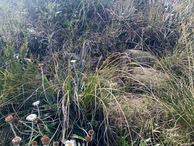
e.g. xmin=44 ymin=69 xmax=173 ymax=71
xmin=0 ymin=0 xmax=193 ymax=145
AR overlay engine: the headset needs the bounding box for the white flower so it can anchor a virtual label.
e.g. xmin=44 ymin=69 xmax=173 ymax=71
xmin=26 ymin=114 xmax=37 ymax=121
xmin=32 ymin=100 xmax=40 ymax=106
xmin=70 ymin=60 xmax=76 ymax=63
xmin=65 ymin=139 xmax=76 ymax=146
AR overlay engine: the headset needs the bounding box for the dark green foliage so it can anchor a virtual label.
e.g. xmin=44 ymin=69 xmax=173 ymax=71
xmin=0 ymin=0 xmax=193 ymax=145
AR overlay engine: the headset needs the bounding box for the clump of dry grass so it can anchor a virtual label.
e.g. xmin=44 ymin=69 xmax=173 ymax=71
xmin=0 ymin=0 xmax=193 ymax=145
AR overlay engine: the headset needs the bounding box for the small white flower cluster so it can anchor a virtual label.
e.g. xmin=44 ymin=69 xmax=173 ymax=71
xmin=7 ymin=99 xmax=79 ymax=145
xmin=26 ymin=100 xmax=40 ymax=121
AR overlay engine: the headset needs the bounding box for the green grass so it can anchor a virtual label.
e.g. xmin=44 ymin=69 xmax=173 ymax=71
xmin=0 ymin=0 xmax=193 ymax=145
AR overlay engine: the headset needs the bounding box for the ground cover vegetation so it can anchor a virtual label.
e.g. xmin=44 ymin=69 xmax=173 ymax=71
xmin=0 ymin=0 xmax=193 ymax=145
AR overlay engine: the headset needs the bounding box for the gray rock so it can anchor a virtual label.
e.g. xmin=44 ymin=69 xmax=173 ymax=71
xmin=125 ymin=49 xmax=156 ymax=65
xmin=130 ymin=67 xmax=167 ymax=86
